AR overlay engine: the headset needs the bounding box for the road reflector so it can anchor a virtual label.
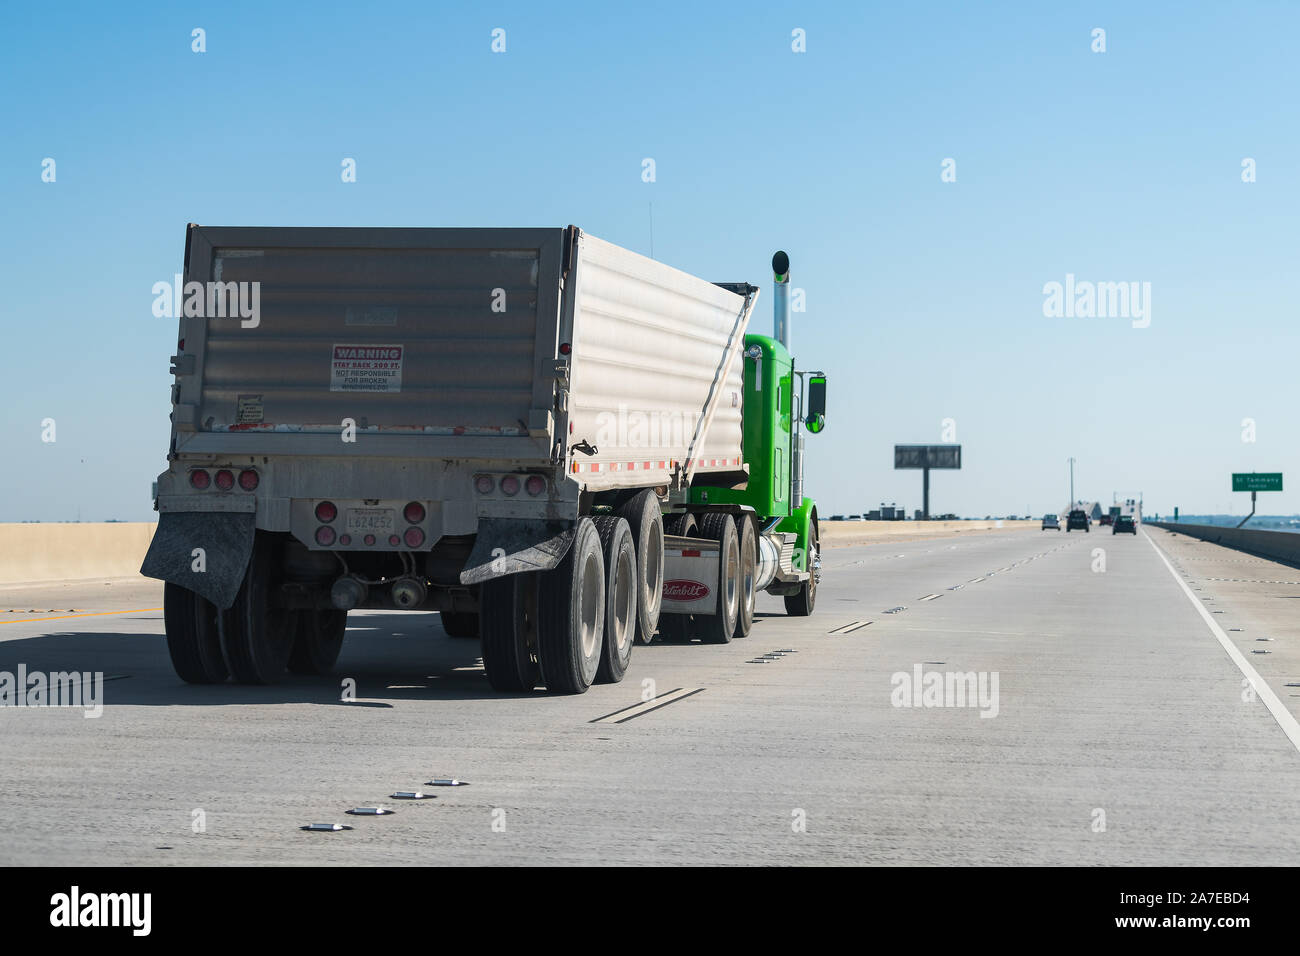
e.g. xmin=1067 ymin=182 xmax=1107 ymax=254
xmin=425 ymin=779 xmax=469 ymax=787
xmin=391 ymin=791 xmax=436 ymax=800
xmin=346 ymin=807 xmax=394 ymax=815
xmin=301 ymin=823 xmax=353 ymax=831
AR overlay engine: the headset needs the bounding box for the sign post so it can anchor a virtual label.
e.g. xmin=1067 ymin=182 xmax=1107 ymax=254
xmin=895 ymin=445 xmax=961 ymax=520
xmin=1231 ymin=473 xmax=1282 ymax=528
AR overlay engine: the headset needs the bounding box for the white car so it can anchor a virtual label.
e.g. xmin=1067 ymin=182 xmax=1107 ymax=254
xmin=1042 ymin=514 xmax=1061 ymax=530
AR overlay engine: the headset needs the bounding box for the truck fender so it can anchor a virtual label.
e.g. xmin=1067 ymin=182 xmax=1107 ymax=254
xmin=139 ymin=511 xmax=256 ymax=610
xmin=459 ymin=518 xmax=577 ymax=586
xmin=775 ymin=498 xmax=818 ymax=571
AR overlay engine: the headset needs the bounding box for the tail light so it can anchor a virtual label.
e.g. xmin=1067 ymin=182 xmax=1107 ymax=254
xmin=500 ymin=475 xmax=519 ymax=497
xmin=338 ymin=534 xmax=352 ymax=546
xmin=525 ymin=475 xmax=546 ymax=496
xmin=315 ymin=526 xmax=336 ymax=546
xmin=238 ymin=469 xmax=259 ymax=491
xmin=388 ymin=534 xmax=400 ymax=547
xmin=214 ymin=469 xmax=234 ymax=491
xmin=315 ymin=501 xmax=337 ymax=523
xmin=475 ymin=475 xmax=495 ymax=495
xmin=403 ymin=502 xmax=425 ymax=524
xmin=404 ymin=527 xmax=425 ymax=548
xmin=189 ymin=469 xmax=210 ymax=490
xmin=364 ymin=534 xmax=376 ymax=546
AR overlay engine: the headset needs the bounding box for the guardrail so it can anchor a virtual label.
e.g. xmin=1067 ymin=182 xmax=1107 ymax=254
xmin=1146 ymin=521 xmax=1300 ymax=567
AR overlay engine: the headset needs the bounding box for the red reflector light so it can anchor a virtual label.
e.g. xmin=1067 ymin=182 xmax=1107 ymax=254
xmin=525 ymin=475 xmax=545 ymax=496
xmin=404 ymin=527 xmax=425 ymax=548
xmin=364 ymin=534 xmax=376 ymax=546
xmin=338 ymin=534 xmax=352 ymax=546
xmin=315 ymin=526 xmax=336 ymax=546
xmin=189 ymin=469 xmax=210 ymax=490
xmin=238 ymin=469 xmax=259 ymax=491
xmin=214 ymin=469 xmax=234 ymax=491
xmin=315 ymin=501 xmax=337 ymax=523
xmin=559 ymin=342 xmax=571 ymax=355
xmin=388 ymin=534 xmax=400 ymax=546
xmin=475 ymin=475 xmax=494 ymax=495
xmin=403 ymin=501 xmax=425 ymax=524
xmin=500 ymin=475 xmax=519 ymax=496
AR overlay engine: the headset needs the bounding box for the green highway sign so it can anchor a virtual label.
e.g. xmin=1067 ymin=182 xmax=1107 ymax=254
xmin=1232 ymin=472 xmax=1283 ymax=492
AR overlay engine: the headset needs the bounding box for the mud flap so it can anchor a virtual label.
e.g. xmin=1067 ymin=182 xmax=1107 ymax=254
xmin=139 ymin=512 xmax=256 ymax=610
xmin=459 ymin=519 xmax=576 ymax=586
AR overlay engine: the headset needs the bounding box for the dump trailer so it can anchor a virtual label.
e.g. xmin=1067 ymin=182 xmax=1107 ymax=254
xmin=142 ymin=225 xmax=826 ymax=694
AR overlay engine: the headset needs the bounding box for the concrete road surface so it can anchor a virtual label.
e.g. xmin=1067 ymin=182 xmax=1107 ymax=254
xmin=1 ymin=526 xmax=1298 ymax=865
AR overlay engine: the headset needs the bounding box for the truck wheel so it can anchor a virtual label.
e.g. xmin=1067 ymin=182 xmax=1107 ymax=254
xmin=591 ymin=516 xmax=637 ymax=684
xmin=221 ymin=533 xmax=296 ymax=684
xmin=617 ymin=490 xmax=664 ymax=647
xmin=441 ymin=611 xmax=479 ymax=638
xmin=537 ymin=518 xmax=604 ymax=694
xmin=784 ymin=521 xmax=819 ymax=617
xmin=480 ymin=572 xmax=542 ymax=692
xmin=734 ymin=516 xmax=756 ymax=639
xmin=287 ymin=609 xmax=347 ymax=675
xmin=697 ymin=513 xmax=739 ymax=644
xmin=663 ymin=512 xmax=696 ymax=537
xmin=163 ymin=583 xmax=229 ymax=684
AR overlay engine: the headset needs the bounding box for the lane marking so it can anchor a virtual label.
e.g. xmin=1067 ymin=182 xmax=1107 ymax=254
xmin=1144 ymin=531 xmax=1300 ymax=756
xmin=1 ymin=608 xmax=164 ymax=626
xmin=918 ymin=593 xmax=942 ymax=602
xmin=589 ymin=687 xmax=705 ymax=724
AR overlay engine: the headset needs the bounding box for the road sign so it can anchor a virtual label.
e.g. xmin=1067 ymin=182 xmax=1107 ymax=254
xmin=1232 ymin=473 xmax=1282 ymax=492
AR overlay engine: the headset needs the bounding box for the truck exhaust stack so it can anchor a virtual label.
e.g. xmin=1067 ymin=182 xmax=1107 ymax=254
xmin=772 ymin=250 xmax=790 ymax=350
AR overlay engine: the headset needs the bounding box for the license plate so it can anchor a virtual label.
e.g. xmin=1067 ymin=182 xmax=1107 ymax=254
xmin=346 ymin=508 xmax=394 ymax=534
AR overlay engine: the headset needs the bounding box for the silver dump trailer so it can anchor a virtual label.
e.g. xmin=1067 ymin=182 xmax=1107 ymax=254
xmin=143 ymin=224 xmax=796 ymax=694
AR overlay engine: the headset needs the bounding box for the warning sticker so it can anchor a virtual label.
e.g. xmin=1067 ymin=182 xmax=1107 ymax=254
xmin=236 ymin=394 xmax=264 ymax=423
xmin=330 ymin=344 xmax=403 ymax=393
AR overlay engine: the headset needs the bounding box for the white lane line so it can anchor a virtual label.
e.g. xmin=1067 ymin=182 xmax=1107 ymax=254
xmin=918 ymin=593 xmax=942 ymax=602
xmin=1144 ymin=531 xmax=1300 ymax=756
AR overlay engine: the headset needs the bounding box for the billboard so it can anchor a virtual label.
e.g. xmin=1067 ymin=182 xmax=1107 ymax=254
xmin=895 ymin=444 xmax=961 ymax=469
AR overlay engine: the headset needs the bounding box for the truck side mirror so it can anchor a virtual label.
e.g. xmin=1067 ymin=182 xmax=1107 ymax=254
xmin=806 ymin=375 xmax=826 ymax=433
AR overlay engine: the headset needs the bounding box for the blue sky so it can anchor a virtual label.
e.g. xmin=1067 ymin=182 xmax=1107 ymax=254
xmin=2 ymin=1 xmax=1298 ymax=521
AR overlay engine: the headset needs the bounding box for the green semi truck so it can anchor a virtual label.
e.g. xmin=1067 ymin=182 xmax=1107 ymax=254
xmin=142 ymin=226 xmax=825 ymax=695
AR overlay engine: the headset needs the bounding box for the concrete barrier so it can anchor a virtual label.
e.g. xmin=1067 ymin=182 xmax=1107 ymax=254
xmin=1147 ymin=522 xmax=1300 ymax=567
xmin=0 ymin=523 xmax=157 ymax=585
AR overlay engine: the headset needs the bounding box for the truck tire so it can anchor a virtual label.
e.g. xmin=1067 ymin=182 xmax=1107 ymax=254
xmin=480 ymin=572 xmax=542 ymax=692
xmin=441 ymin=611 xmax=479 ymax=638
xmin=287 ymin=609 xmax=347 ymax=675
xmin=657 ymin=512 xmax=697 ymax=642
xmin=697 ymin=513 xmax=739 ymax=644
xmin=163 ymin=583 xmax=229 ymax=684
xmin=591 ymin=516 xmax=637 ymax=684
xmin=616 ymin=490 xmax=664 ymax=647
xmin=784 ymin=520 xmax=819 ymax=617
xmin=734 ymin=516 xmax=757 ymax=639
xmin=537 ymin=518 xmax=604 ymax=694
xmin=221 ymin=533 xmax=296 ymax=684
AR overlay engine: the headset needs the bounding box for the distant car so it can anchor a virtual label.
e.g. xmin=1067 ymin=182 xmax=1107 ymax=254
xmin=1098 ymin=514 xmax=1113 ymax=526
xmin=1113 ymin=515 xmax=1136 ymax=535
xmin=1042 ymin=514 xmax=1060 ymax=530
xmin=1066 ymin=509 xmax=1090 ymax=532
xmin=829 ymin=515 xmax=846 ymax=521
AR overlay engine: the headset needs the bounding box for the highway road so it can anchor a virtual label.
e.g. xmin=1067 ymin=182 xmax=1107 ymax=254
xmin=2 ymin=526 xmax=1298 ymax=865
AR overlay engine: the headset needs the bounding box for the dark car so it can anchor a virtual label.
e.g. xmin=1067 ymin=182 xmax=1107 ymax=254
xmin=1098 ymin=514 xmax=1113 ymax=526
xmin=1113 ymin=515 xmax=1136 ymax=535
xmin=1066 ymin=510 xmax=1090 ymax=532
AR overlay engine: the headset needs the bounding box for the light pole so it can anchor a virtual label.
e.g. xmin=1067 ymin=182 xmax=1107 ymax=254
xmin=1068 ymin=457 xmax=1076 ymax=510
